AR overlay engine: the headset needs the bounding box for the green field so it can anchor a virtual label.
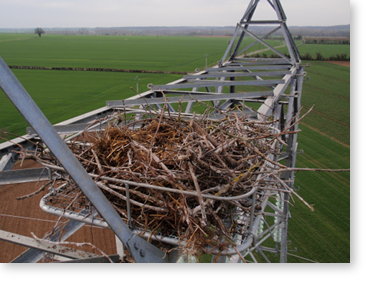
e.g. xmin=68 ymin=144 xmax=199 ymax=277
xmin=287 ymin=61 xmax=350 ymax=263
xmin=298 ymin=43 xmax=350 ymax=59
xmin=0 ymin=70 xmax=180 ymax=139
xmin=0 ymin=34 xmax=229 ymax=71
xmin=259 ymin=41 xmax=350 ymax=60
xmin=0 ymin=34 xmax=350 ymax=71
xmin=0 ymin=33 xmax=350 ymax=263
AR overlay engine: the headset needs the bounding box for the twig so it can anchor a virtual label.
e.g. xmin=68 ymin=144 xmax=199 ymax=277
xmin=16 ymin=180 xmax=52 ymax=200
xmin=188 ymin=162 xmax=207 ymax=226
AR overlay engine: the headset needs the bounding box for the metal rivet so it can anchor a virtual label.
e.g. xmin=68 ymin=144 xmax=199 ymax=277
xmin=133 ymin=242 xmax=139 ymax=250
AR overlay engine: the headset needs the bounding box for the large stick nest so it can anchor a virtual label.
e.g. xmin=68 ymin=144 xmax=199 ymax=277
xmin=40 ymin=111 xmax=287 ymax=256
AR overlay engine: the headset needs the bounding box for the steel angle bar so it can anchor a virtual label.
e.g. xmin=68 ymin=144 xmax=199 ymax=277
xmin=207 ymin=65 xmax=291 ymax=71
xmin=273 ymin=0 xmax=287 ymax=21
xmin=107 ymin=92 xmax=273 ymax=108
xmin=257 ymin=66 xmax=297 ymax=119
xmin=232 ymin=0 xmax=259 ymax=59
xmin=267 ymin=0 xmax=277 ymax=12
xmin=244 ymin=20 xmax=283 ymax=24
xmin=0 ymin=58 xmax=167 ymax=263
xmin=27 ymin=122 xmax=107 ymax=136
xmin=240 ymin=28 xmax=290 ymax=62
xmin=221 ymin=24 xmax=242 ymax=63
xmin=0 ymin=136 xmax=36 ymax=157
xmin=230 ymin=60 xmax=290 ymax=66
xmin=56 ymin=107 xmax=120 ymax=128
xmin=151 ymin=79 xmax=284 ymax=90
xmin=152 ymin=91 xmax=176 ymax=113
xmin=157 ymin=90 xmax=218 ymax=96
xmin=0 ymin=230 xmax=97 ymax=260
xmin=241 ymin=0 xmax=259 ymax=23
xmin=13 ymin=218 xmax=86 ymax=263
xmin=184 ymin=71 xmax=289 ymax=79
xmin=0 ymin=108 xmax=120 ymax=157
xmin=0 ymin=167 xmax=51 ymax=185
xmin=56 ymin=106 xmax=113 ymax=126
xmin=217 ymin=100 xmax=260 ymax=112
xmin=0 ymin=152 xmax=15 ymax=171
xmin=59 ymin=255 xmax=121 ymax=263
xmin=234 ymin=58 xmax=291 ymax=63
xmin=277 ymin=152 xmax=289 ymax=161
xmin=122 ymin=73 xmax=207 ymax=102
xmin=237 ymin=26 xmax=282 ymax=56
xmin=271 ymin=0 xmax=299 ymax=64
xmin=258 ymin=246 xmax=279 ymax=254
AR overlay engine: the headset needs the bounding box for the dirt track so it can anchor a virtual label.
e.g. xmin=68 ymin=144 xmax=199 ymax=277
xmin=0 ymin=160 xmax=117 ymax=263
xmin=327 ymin=61 xmax=350 ymax=67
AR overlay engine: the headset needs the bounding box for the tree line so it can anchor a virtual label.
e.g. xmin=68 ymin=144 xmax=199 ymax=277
xmin=251 ymin=52 xmax=350 ymax=61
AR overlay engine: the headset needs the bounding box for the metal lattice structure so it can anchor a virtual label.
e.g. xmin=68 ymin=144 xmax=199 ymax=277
xmin=0 ymin=0 xmax=304 ymax=263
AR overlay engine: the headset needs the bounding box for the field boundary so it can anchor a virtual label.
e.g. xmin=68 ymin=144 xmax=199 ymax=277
xmin=9 ymin=65 xmax=188 ymax=75
xmin=327 ymin=61 xmax=350 ymax=67
xmin=301 ymin=122 xmax=350 ymax=149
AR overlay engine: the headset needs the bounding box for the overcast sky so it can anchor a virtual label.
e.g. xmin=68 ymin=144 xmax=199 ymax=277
xmin=0 ymin=0 xmax=350 ymax=28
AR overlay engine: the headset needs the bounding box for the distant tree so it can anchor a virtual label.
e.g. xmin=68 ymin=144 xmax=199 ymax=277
xmin=316 ymin=52 xmax=324 ymax=61
xmin=301 ymin=53 xmax=313 ymax=61
xmin=34 ymin=27 xmax=45 ymax=37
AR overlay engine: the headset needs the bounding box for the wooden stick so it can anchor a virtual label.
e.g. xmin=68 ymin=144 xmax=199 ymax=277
xmin=188 ymin=162 xmax=207 ymax=226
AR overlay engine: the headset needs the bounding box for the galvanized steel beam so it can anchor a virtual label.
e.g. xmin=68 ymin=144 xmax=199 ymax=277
xmin=184 ymin=71 xmax=289 ymax=79
xmin=151 ymin=79 xmax=284 ymax=90
xmin=12 ymin=219 xmax=87 ymax=263
xmin=0 ymin=153 xmax=15 ymax=171
xmin=107 ymin=91 xmax=273 ymax=108
xmin=0 ymin=168 xmax=51 ymax=185
xmin=207 ymin=65 xmax=291 ymax=71
xmin=257 ymin=66 xmax=297 ymax=119
xmin=0 ymin=230 xmax=97 ymax=260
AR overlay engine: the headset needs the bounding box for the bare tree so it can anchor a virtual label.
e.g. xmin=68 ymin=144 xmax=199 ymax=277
xmin=34 ymin=28 xmax=45 ymax=37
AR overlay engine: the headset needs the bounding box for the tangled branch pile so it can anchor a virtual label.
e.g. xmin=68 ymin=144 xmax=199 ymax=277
xmin=40 ymin=112 xmax=290 ymax=256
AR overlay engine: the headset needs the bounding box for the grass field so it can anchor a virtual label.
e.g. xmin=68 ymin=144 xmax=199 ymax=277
xmin=0 ymin=34 xmax=350 ymax=71
xmin=298 ymin=43 xmax=350 ymax=59
xmin=286 ymin=61 xmax=350 ymax=263
xmin=0 ymin=34 xmax=229 ymax=72
xmin=0 ymin=70 xmax=180 ymax=139
xmin=0 ymin=33 xmax=350 ymax=263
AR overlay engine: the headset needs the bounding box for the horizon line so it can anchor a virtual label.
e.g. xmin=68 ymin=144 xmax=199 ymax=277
xmin=0 ymin=24 xmax=350 ymax=29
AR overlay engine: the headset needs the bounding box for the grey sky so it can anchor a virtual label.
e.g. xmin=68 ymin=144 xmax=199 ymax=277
xmin=0 ymin=0 xmax=350 ymax=28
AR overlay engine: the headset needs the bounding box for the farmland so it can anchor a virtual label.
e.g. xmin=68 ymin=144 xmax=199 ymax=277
xmin=0 ymin=33 xmax=350 ymax=263
xmin=261 ymin=42 xmax=350 ymax=60
xmin=0 ymin=34 xmax=350 ymax=70
xmin=0 ymin=70 xmax=180 ymax=139
xmin=0 ymin=34 xmax=229 ymax=71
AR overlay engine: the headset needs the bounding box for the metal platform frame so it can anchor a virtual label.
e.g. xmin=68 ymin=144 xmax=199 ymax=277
xmin=0 ymin=0 xmax=304 ymax=263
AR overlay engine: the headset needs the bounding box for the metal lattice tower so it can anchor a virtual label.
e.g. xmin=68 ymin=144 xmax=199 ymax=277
xmin=0 ymin=0 xmax=304 ymax=263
